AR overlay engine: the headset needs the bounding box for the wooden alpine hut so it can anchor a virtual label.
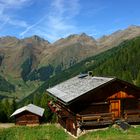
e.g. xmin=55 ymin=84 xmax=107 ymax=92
xmin=47 ymin=74 xmax=140 ymax=136
xmin=11 ymin=104 xmax=44 ymax=125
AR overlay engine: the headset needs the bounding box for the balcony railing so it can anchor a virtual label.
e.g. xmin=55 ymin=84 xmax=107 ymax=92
xmin=76 ymin=112 xmax=114 ymax=126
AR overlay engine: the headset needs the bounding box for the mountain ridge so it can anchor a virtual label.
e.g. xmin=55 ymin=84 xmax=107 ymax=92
xmin=0 ymin=25 xmax=140 ymax=80
xmin=1 ymin=25 xmax=140 ymax=100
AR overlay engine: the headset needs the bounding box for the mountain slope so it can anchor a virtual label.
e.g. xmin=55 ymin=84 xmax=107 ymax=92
xmin=0 ymin=35 xmax=50 ymax=78
xmin=93 ymin=36 xmax=140 ymax=83
xmin=19 ymin=36 xmax=140 ymax=104
xmin=40 ymin=25 xmax=140 ymax=69
xmin=1 ymin=25 xmax=140 ymax=81
xmin=0 ymin=75 xmax=15 ymax=93
xmin=1 ymin=25 xmax=140 ymax=100
xmin=40 ymin=33 xmax=98 ymax=68
xmin=98 ymin=25 xmax=140 ymax=48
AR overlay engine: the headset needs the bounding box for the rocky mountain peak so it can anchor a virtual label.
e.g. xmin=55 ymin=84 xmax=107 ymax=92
xmin=127 ymin=25 xmax=139 ymax=29
xmin=23 ymin=35 xmax=50 ymax=44
xmin=1 ymin=25 xmax=140 ymax=80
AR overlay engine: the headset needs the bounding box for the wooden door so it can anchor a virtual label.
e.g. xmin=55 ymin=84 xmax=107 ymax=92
xmin=110 ymin=100 xmax=120 ymax=118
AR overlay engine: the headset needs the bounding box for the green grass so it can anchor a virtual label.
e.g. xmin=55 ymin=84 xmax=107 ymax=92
xmin=0 ymin=124 xmax=71 ymax=140
xmin=79 ymin=127 xmax=140 ymax=140
xmin=1 ymin=124 xmax=140 ymax=140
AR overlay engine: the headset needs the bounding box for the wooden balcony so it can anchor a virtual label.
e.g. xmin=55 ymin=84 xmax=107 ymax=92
xmin=76 ymin=113 xmax=114 ymax=126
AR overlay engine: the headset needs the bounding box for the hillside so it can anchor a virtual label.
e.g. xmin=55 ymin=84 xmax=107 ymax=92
xmin=1 ymin=25 xmax=140 ymax=81
xmin=20 ymin=36 xmax=140 ymax=104
xmin=0 ymin=35 xmax=50 ymax=78
xmin=18 ymin=25 xmax=140 ymax=83
xmin=93 ymin=36 xmax=140 ymax=84
xmin=1 ymin=25 xmax=140 ymax=100
xmin=0 ymin=75 xmax=15 ymax=93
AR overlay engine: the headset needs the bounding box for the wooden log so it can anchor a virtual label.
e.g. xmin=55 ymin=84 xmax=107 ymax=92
xmin=81 ymin=116 xmax=101 ymax=122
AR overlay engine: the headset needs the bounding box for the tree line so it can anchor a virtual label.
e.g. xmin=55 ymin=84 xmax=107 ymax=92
xmin=0 ymin=98 xmax=16 ymax=122
xmin=92 ymin=36 xmax=140 ymax=86
xmin=0 ymin=93 xmax=56 ymax=123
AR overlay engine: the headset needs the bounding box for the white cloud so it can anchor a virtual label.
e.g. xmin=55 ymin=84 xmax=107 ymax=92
xmin=0 ymin=0 xmax=30 ymax=8
xmin=0 ymin=0 xmax=31 ymax=29
xmin=20 ymin=16 xmax=46 ymax=37
xmin=19 ymin=0 xmax=101 ymax=42
xmin=20 ymin=0 xmax=81 ymax=42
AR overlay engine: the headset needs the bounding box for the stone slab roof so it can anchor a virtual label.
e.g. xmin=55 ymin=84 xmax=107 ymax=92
xmin=47 ymin=75 xmax=115 ymax=104
xmin=10 ymin=104 xmax=45 ymax=117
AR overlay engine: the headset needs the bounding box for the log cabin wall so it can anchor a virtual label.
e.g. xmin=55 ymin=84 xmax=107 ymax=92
xmin=15 ymin=111 xmax=40 ymax=125
xmin=78 ymin=103 xmax=109 ymax=115
xmin=138 ymin=100 xmax=140 ymax=109
xmin=55 ymin=102 xmax=77 ymax=136
xmin=121 ymin=98 xmax=138 ymax=110
xmin=67 ymin=81 xmax=127 ymax=113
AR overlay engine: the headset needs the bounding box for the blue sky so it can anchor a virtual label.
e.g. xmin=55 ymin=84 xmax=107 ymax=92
xmin=0 ymin=0 xmax=140 ymax=42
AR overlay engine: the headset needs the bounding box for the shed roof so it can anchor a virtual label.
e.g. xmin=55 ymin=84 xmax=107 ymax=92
xmin=10 ymin=104 xmax=45 ymax=117
xmin=47 ymin=75 xmax=115 ymax=104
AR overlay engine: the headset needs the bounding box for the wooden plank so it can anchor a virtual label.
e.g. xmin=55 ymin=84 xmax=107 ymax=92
xmin=81 ymin=116 xmax=101 ymax=122
xmin=124 ymin=110 xmax=140 ymax=114
xmin=80 ymin=120 xmax=113 ymax=126
xmin=76 ymin=112 xmax=114 ymax=123
xmin=78 ymin=112 xmax=113 ymax=117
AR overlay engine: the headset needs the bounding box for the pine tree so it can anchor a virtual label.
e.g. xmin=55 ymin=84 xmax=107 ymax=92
xmin=122 ymin=71 xmax=133 ymax=83
xmin=11 ymin=98 xmax=17 ymax=111
xmin=40 ymin=93 xmax=53 ymax=122
xmin=33 ymin=94 xmax=40 ymax=106
xmin=3 ymin=99 xmax=11 ymax=122
xmin=136 ymin=71 xmax=140 ymax=86
xmin=0 ymin=100 xmax=7 ymax=122
xmin=10 ymin=98 xmax=17 ymax=122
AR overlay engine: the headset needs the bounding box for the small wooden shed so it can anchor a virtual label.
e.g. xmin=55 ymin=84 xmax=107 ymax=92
xmin=47 ymin=74 xmax=140 ymax=136
xmin=11 ymin=104 xmax=44 ymax=125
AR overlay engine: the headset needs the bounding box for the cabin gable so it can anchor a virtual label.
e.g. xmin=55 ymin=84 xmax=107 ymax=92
xmin=108 ymin=91 xmax=135 ymax=99
xmin=15 ymin=111 xmax=41 ymax=125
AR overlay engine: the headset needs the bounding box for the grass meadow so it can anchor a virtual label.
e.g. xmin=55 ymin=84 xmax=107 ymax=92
xmin=0 ymin=124 xmax=140 ymax=140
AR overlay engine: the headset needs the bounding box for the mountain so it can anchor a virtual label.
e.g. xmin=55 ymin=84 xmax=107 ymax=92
xmin=1 ymin=25 xmax=140 ymax=79
xmin=98 ymin=25 xmax=140 ymax=49
xmin=20 ymin=36 xmax=140 ymax=105
xmin=0 ymin=35 xmax=50 ymax=78
xmin=1 ymin=25 xmax=140 ymax=100
xmin=21 ymin=36 xmax=140 ymax=104
xmin=40 ymin=33 xmax=98 ymax=69
xmin=41 ymin=25 xmax=140 ymax=69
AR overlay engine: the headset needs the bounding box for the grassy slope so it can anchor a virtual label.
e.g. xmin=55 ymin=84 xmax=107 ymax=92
xmin=0 ymin=72 xmax=43 ymax=100
xmin=0 ymin=124 xmax=140 ymax=140
xmin=3 ymin=36 xmax=140 ymax=102
xmin=0 ymin=75 xmax=15 ymax=96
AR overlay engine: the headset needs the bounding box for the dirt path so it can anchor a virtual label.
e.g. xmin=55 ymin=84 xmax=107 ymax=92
xmin=0 ymin=123 xmax=15 ymax=129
